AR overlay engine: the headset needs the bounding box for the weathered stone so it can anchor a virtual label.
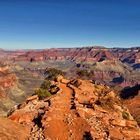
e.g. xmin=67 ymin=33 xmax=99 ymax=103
xmin=26 ymin=95 xmax=38 ymax=102
xmin=111 ymin=119 xmax=126 ymax=127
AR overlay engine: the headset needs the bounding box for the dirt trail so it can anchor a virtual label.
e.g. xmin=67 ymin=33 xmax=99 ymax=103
xmin=6 ymin=77 xmax=140 ymax=140
xmin=43 ymin=82 xmax=91 ymax=140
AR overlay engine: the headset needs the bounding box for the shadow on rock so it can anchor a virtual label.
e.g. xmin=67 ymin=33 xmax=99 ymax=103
xmin=120 ymin=84 xmax=140 ymax=99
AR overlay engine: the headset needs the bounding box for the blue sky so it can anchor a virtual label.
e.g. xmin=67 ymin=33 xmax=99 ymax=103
xmin=0 ymin=0 xmax=140 ymax=49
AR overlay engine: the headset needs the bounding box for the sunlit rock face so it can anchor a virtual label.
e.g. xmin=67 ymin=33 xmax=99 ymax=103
xmin=6 ymin=76 xmax=140 ymax=140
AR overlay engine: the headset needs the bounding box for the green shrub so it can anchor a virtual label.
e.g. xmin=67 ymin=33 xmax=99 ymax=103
xmin=35 ymin=88 xmax=52 ymax=100
xmin=35 ymin=68 xmax=64 ymax=99
xmin=45 ymin=68 xmax=64 ymax=80
xmin=40 ymin=80 xmax=51 ymax=89
xmin=76 ymin=69 xmax=92 ymax=77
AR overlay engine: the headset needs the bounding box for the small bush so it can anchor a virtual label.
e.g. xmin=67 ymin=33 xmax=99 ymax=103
xmin=76 ymin=69 xmax=92 ymax=77
xmin=35 ymin=88 xmax=52 ymax=100
xmin=40 ymin=80 xmax=51 ymax=89
xmin=45 ymin=68 xmax=64 ymax=80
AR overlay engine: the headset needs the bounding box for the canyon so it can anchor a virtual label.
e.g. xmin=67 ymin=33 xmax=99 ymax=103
xmin=2 ymin=76 xmax=140 ymax=140
xmin=0 ymin=46 xmax=140 ymax=139
xmin=1 ymin=47 xmax=140 ymax=86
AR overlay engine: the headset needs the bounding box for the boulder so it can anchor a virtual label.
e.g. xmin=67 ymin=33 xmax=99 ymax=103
xmin=111 ymin=119 xmax=126 ymax=127
xmin=26 ymin=95 xmax=38 ymax=102
xmin=61 ymin=78 xmax=70 ymax=84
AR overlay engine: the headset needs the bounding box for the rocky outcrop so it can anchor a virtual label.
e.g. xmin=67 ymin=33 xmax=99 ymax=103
xmin=8 ymin=95 xmax=49 ymax=139
xmin=0 ymin=117 xmax=29 ymax=140
xmin=120 ymin=85 xmax=140 ymax=126
xmin=0 ymin=66 xmax=16 ymax=98
xmin=111 ymin=47 xmax=140 ymax=65
xmin=7 ymin=76 xmax=140 ymax=139
xmin=0 ymin=73 xmax=16 ymax=89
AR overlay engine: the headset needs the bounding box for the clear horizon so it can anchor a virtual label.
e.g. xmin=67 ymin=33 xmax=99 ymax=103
xmin=1 ymin=45 xmax=140 ymax=51
xmin=0 ymin=0 xmax=140 ymax=49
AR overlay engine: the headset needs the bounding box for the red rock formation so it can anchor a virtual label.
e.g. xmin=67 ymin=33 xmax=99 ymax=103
xmin=7 ymin=76 xmax=140 ymax=139
xmin=0 ymin=47 xmax=139 ymax=65
xmin=10 ymin=47 xmax=138 ymax=65
xmin=120 ymin=85 xmax=140 ymax=126
xmin=0 ymin=67 xmax=16 ymax=87
xmin=0 ymin=66 xmax=16 ymax=98
xmin=0 ymin=117 xmax=29 ymax=139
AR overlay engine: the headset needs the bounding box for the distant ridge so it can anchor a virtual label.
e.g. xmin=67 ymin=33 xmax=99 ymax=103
xmin=1 ymin=45 xmax=140 ymax=51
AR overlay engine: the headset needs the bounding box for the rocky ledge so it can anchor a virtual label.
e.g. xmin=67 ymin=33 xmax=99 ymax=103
xmin=2 ymin=76 xmax=140 ymax=140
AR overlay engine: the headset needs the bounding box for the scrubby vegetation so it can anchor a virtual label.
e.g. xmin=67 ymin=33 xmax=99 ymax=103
xmin=35 ymin=79 xmax=52 ymax=100
xmin=76 ymin=69 xmax=92 ymax=78
xmin=35 ymin=73 xmax=61 ymax=100
xmin=95 ymin=98 xmax=115 ymax=110
xmin=35 ymin=68 xmax=64 ymax=100
xmin=35 ymin=88 xmax=51 ymax=100
xmin=94 ymin=86 xmax=121 ymax=110
xmin=45 ymin=68 xmax=65 ymax=80
xmin=40 ymin=80 xmax=51 ymax=89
